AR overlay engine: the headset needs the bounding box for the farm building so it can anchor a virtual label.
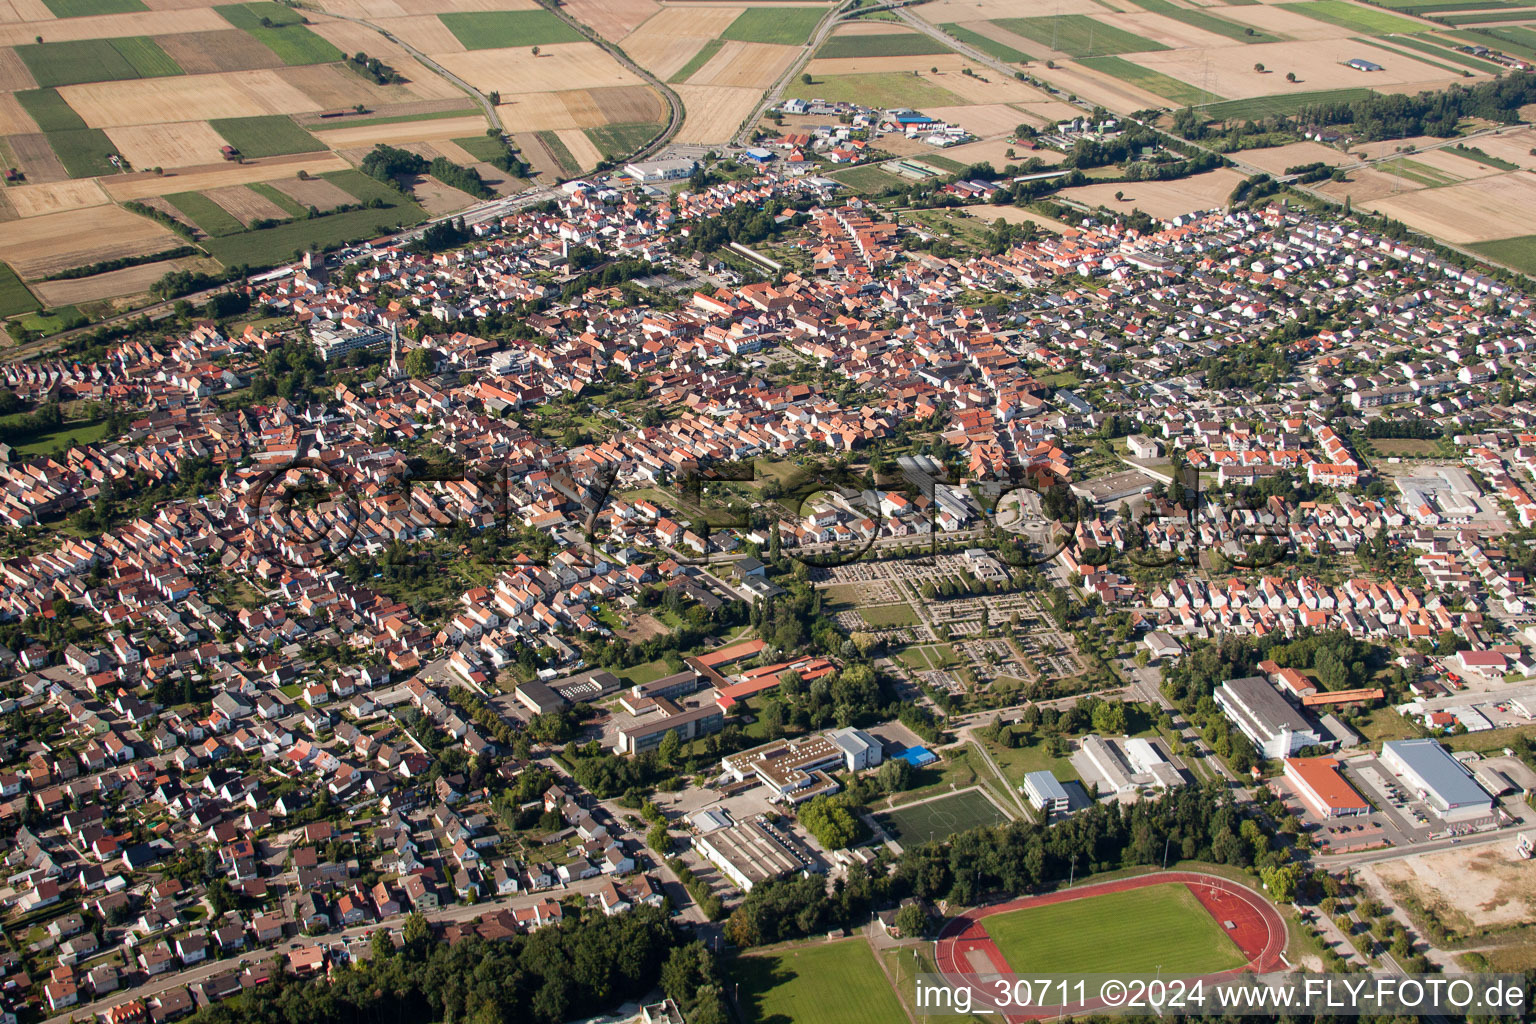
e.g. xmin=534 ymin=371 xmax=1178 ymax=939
xmin=1346 ymin=58 xmax=1384 ymax=71
xmin=1282 ymin=756 xmax=1369 ymax=819
xmin=1380 ymin=739 xmax=1495 ymax=823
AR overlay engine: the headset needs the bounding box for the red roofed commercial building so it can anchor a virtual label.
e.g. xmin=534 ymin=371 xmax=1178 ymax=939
xmin=1283 ymin=756 xmax=1370 ymax=819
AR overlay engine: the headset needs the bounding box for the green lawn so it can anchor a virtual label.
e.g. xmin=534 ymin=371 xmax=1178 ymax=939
xmin=732 ymin=940 xmax=908 ymax=1024
xmin=858 ymin=603 xmax=920 ymax=627
xmin=212 ymin=115 xmax=326 ymax=157
xmin=616 ymin=660 xmax=673 ymax=685
xmin=1279 ymin=0 xmax=1431 ymax=31
xmin=992 ymin=14 xmax=1171 ymax=56
xmin=15 ymin=37 xmax=181 ymax=87
xmin=451 ymin=134 xmax=512 ymax=162
xmin=721 ymin=6 xmax=826 ymax=45
xmin=0 ymin=263 xmax=41 ymax=319
xmin=788 ymin=70 xmax=967 ymax=107
xmin=982 ymin=882 xmax=1250 ymax=975
xmin=584 ymin=122 xmax=661 ymax=159
xmin=216 ymin=3 xmax=343 ymax=64
xmin=1470 ymin=233 xmax=1536 ymax=274
xmin=816 ymin=32 xmax=953 ymax=57
xmin=827 ymin=164 xmax=908 ymax=193
xmin=48 ymin=129 xmax=121 ymax=178
xmin=438 ymin=10 xmax=584 ymax=49
xmin=1126 ymin=0 xmax=1282 ymax=42
xmin=940 ymin=23 xmax=1033 ymax=61
xmin=878 ymin=788 xmax=1008 ymax=845
xmin=15 ymin=88 xmax=86 ymax=132
xmin=669 ymin=39 xmax=724 ymax=83
xmin=40 ymin=0 xmax=145 ymax=13
xmin=12 ymin=419 xmax=111 ymax=455
xmin=168 ymin=191 xmax=247 ymax=236
xmin=1079 ymin=55 xmax=1221 ymax=104
xmin=1200 ymin=87 xmax=1374 ymax=121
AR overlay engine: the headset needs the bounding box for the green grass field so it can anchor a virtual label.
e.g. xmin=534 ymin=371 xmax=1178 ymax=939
xmin=992 ymin=14 xmax=1170 ymax=55
xmin=0 ymin=263 xmax=41 ymax=319
xmin=982 ymin=883 xmax=1250 ymax=975
xmin=1079 ymin=55 xmax=1221 ymax=104
xmin=732 ymin=940 xmax=908 ymax=1024
xmin=1442 ymin=8 xmax=1536 ymax=22
xmin=1279 ymin=0 xmax=1430 ymax=31
xmin=1200 ymin=86 xmax=1374 ymax=121
xmin=48 ymin=129 xmax=120 ymax=177
xmin=669 ymin=39 xmax=723 ymax=82
xmin=816 ymin=32 xmax=953 ymax=57
xmin=312 ymin=108 xmax=479 ymax=130
xmin=15 ymin=37 xmax=182 ymax=87
xmin=1377 ymin=156 xmax=1460 ymax=186
xmin=1126 ymin=0 xmax=1282 ymax=42
xmin=216 ymin=2 xmax=343 ymax=64
xmin=1446 ymin=143 xmax=1520 ymax=169
xmin=452 ymin=134 xmax=510 ymax=161
xmin=40 ymin=0 xmax=144 ymax=15
xmin=198 ymin=196 xmax=425 ymax=267
xmin=721 ymin=6 xmax=826 ymax=44
xmin=827 ymin=164 xmax=908 ymax=192
xmin=247 ymin=181 xmax=309 ymax=217
xmin=858 ymin=603 xmax=920 ymax=626
xmin=438 ymin=10 xmax=584 ymax=49
xmin=788 ymin=70 xmax=968 ymax=107
xmin=584 ymin=122 xmax=660 ymax=159
xmin=168 ymin=191 xmax=247 ymax=236
xmin=941 ymin=22 xmax=1033 ymax=61
xmin=1471 ymin=233 xmax=1536 ymax=274
xmin=212 ymin=115 xmax=326 ymax=157
xmin=878 ymin=788 xmax=1007 ymax=845
xmin=1374 ymin=32 xmax=1503 ymax=70
xmin=15 ymin=89 xmax=87 ymax=132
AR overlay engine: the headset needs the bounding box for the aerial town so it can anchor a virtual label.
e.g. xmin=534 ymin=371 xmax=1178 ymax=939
xmin=6 ymin=70 xmax=1536 ymax=1024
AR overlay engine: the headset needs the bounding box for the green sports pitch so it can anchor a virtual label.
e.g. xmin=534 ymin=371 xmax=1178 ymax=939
xmin=981 ymin=882 xmax=1248 ymax=975
xmin=879 ymin=788 xmax=1008 ymax=845
xmin=732 ymin=939 xmax=908 ymax=1024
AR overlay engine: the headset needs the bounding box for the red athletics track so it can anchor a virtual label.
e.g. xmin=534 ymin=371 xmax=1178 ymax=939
xmin=931 ymin=871 xmax=1287 ymax=1021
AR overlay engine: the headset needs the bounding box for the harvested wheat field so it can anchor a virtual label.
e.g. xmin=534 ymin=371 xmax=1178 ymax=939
xmin=592 ymin=85 xmax=662 ymax=123
xmin=0 ymin=0 xmax=53 ymax=22
xmin=673 ymin=83 xmax=758 ymax=143
xmin=1130 ymin=40 xmax=1467 ymax=101
xmin=1203 ymin=3 xmax=1354 ymax=41
xmin=103 ymin=152 xmax=350 ymax=199
xmin=690 ymin=40 xmax=798 ymax=89
xmin=0 ymin=193 xmax=14 ymax=221
xmin=394 ymin=0 xmax=538 ymax=11
xmin=275 ymin=65 xmax=414 ymax=109
xmin=371 ymin=14 xmax=468 ymax=53
xmin=8 ymin=133 xmax=68 ymax=182
xmin=307 ymin=0 xmax=408 ymax=16
xmin=135 ymin=194 xmax=199 ymax=230
xmin=562 ymin=0 xmax=659 ymax=39
xmin=33 ymin=257 xmax=209 ymax=306
xmin=404 ymin=173 xmax=476 ymax=215
xmin=62 ymin=71 xmax=322 ymax=129
xmin=1350 ymin=135 xmax=1458 ymax=160
xmin=1314 ymin=166 xmax=1412 ymax=203
xmin=0 ymin=46 xmax=35 ymax=91
xmin=1061 ymin=167 xmax=1247 ymax=219
xmin=1363 ymin=172 xmax=1536 ymax=244
xmin=314 ymin=113 xmax=488 ymax=147
xmin=1039 ymin=59 xmax=1169 ymax=112
xmin=154 ymin=30 xmax=286 ymax=74
xmin=1086 ymin=11 xmax=1239 ymax=51
xmin=0 ymin=91 xmax=35 ymax=134
xmin=938 ymin=136 xmax=1064 ymax=170
xmin=1367 ymin=845 xmax=1536 ymax=933
xmin=555 ymin=125 xmax=602 ymax=171
xmin=917 ymin=0 xmax=1103 ymax=19
xmin=1237 ymin=140 xmax=1347 ymax=175
xmin=510 ymin=130 xmax=562 ymax=178
xmin=622 ymin=6 xmax=741 ymax=79
xmin=497 ymin=90 xmax=588 ymax=131
xmin=272 ymin=174 xmax=355 ymax=210
xmin=0 ymin=8 xmax=227 ymax=46
xmin=921 ymin=103 xmax=1029 ymax=138
xmin=1412 ymin=146 xmax=1506 ymax=179
xmin=434 ymin=43 xmax=641 ymax=96
xmin=4 ymin=178 xmax=108 ymax=217
xmin=105 ymin=121 xmax=231 ymax=170
xmin=206 ymin=184 xmax=292 ymax=225
xmin=0 ymin=204 xmax=183 ymax=279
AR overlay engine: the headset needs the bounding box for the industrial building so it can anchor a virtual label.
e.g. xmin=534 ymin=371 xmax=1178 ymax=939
xmin=694 ymin=815 xmax=816 ymax=891
xmin=1215 ymin=676 xmax=1322 ymax=758
xmin=1283 ymin=756 xmax=1370 ymax=818
xmin=719 ymin=729 xmax=880 ymax=804
xmin=624 ymin=158 xmax=697 ymax=183
xmin=1023 ymin=770 xmax=1069 ymax=814
xmin=1380 ymin=739 xmax=1495 ymax=823
xmin=1074 ymin=735 xmax=1184 ymax=795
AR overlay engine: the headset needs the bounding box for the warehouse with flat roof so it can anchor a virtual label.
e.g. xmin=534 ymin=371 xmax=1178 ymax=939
xmin=1381 ymin=739 xmax=1494 ymax=823
xmin=1283 ymin=756 xmax=1370 ymax=818
xmin=694 ymin=815 xmax=816 ymax=892
xmin=1215 ymin=676 xmax=1322 ymax=758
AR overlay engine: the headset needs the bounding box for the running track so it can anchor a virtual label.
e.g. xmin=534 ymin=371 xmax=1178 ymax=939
xmin=932 ymin=871 xmax=1287 ymax=1020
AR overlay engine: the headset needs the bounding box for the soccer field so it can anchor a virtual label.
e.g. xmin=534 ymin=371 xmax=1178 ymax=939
xmin=982 ymin=883 xmax=1249 ymax=975
xmin=880 ymin=788 xmax=1008 ymax=845
xmin=732 ymin=940 xmax=908 ymax=1024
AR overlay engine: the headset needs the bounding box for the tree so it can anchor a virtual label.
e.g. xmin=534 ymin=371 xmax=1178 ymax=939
xmin=402 ymin=347 xmax=435 ymax=378
xmin=401 ymin=912 xmax=431 ymax=954
xmin=656 ymin=727 xmax=681 ymax=767
xmin=532 ymin=45 xmax=540 ymax=55
xmin=894 ymin=902 xmax=927 ymax=937
xmin=1285 ymin=71 xmax=1297 ymax=83
xmin=1254 ymin=62 xmax=1265 ymax=73
xmin=878 ymin=757 xmax=913 ymax=793
xmin=1262 ymin=862 xmax=1301 ymax=903
xmin=801 ymin=73 xmax=812 ymax=85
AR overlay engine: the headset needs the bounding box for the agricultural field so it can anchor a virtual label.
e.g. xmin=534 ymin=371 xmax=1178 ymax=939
xmin=1060 ymin=166 xmax=1248 ymax=218
xmin=437 ymin=10 xmax=585 ymax=50
xmin=940 ymin=22 xmax=1033 ymax=62
xmin=216 ymin=2 xmax=345 ymax=65
xmin=990 ymin=15 xmax=1171 ymax=57
xmin=212 ymin=115 xmax=326 ymax=156
xmin=816 ymin=30 xmax=953 ymax=58
xmin=720 ymin=6 xmax=826 ymax=45
xmin=980 ymin=883 xmax=1249 ymax=975
xmin=731 ymin=940 xmax=908 ymax=1024
xmin=1127 ymin=0 xmax=1282 ymax=43
xmin=15 ymin=37 xmax=183 ymax=88
xmin=787 ymin=70 xmax=967 ymax=107
xmin=0 ymin=263 xmax=40 ymax=318
xmin=1278 ymin=0 xmax=1433 ymax=33
xmin=1079 ymin=54 xmax=1221 ymax=104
